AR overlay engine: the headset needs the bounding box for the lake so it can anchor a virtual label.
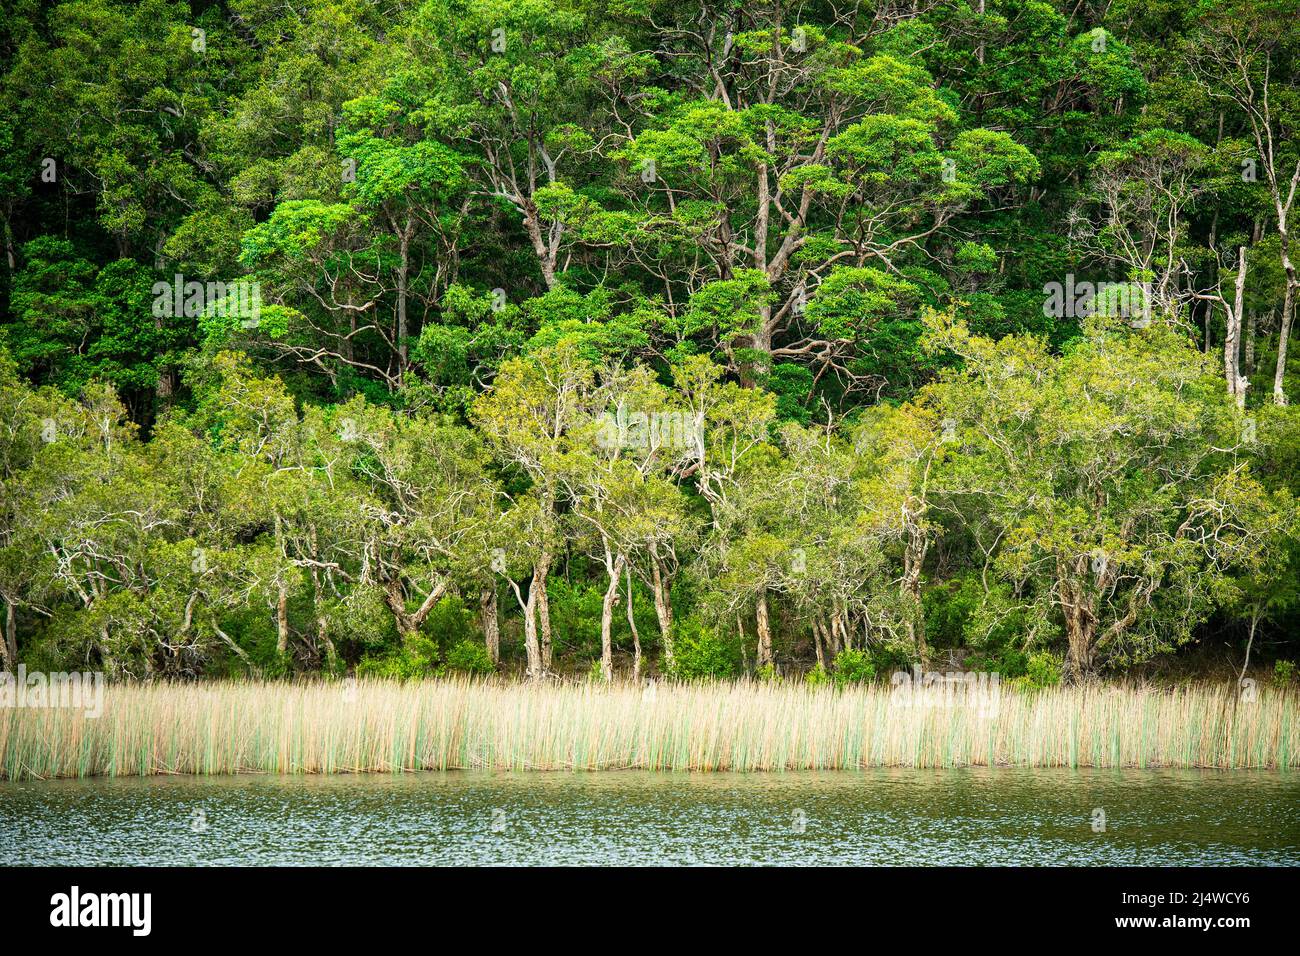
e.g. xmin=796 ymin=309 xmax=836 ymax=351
xmin=2 ymin=768 xmax=1296 ymax=866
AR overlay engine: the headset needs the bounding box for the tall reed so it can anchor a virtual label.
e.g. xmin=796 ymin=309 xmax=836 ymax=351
xmin=1 ymin=678 xmax=1293 ymax=780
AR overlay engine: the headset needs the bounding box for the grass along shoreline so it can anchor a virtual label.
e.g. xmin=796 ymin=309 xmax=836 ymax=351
xmin=1 ymin=678 xmax=1295 ymax=780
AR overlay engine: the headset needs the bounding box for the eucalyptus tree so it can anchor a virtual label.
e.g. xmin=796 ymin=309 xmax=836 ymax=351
xmin=334 ymin=92 xmax=474 ymax=373
xmin=594 ymin=8 xmax=1038 ymax=390
xmin=1071 ymin=130 xmax=1210 ymax=325
xmin=408 ymin=0 xmax=642 ymax=292
xmin=1187 ymin=0 xmax=1300 ymax=404
xmin=237 ymin=84 xmax=476 ymax=394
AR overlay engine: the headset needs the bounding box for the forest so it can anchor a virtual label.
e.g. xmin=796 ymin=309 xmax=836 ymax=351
xmin=0 ymin=0 xmax=1298 ymax=688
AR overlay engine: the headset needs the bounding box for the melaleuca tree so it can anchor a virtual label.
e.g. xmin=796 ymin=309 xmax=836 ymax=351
xmin=472 ymin=340 xmax=610 ymax=676
xmin=926 ymin=312 xmax=1291 ymax=681
xmin=329 ymin=395 xmax=498 ymax=649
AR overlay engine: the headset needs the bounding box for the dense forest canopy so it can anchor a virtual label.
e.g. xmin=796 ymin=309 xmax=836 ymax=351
xmin=0 ymin=0 xmax=1298 ymax=684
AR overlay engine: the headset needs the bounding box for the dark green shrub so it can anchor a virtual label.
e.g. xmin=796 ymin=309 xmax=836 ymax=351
xmin=666 ymin=620 xmax=738 ymax=680
xmin=446 ymin=639 xmax=494 ymax=675
xmin=832 ymin=648 xmax=876 ymax=686
xmin=357 ymin=635 xmax=441 ymax=680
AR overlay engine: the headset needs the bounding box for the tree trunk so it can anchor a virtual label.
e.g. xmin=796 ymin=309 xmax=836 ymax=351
xmin=902 ymin=506 xmax=929 ymax=665
xmin=735 ymin=320 xmax=772 ymax=388
xmin=1224 ymin=245 xmax=1248 ymax=408
xmin=153 ymin=238 xmax=174 ymax=414
xmin=1060 ymin=571 xmax=1098 ymax=684
xmin=510 ymin=577 xmax=542 ymax=680
xmin=396 ymin=221 xmax=411 ymax=372
xmin=1 ymin=599 xmax=16 ymax=670
xmin=1239 ymin=607 xmax=1260 ymax=688
xmin=383 ymin=577 xmax=414 ymax=638
xmin=317 ymin=613 xmax=337 ymax=669
xmin=812 ymin=617 xmax=826 ymax=669
xmin=1273 ymin=203 xmax=1296 ymax=405
xmin=755 ymin=588 xmax=773 ymax=669
xmin=276 ymin=587 xmax=290 ymax=657
xmin=599 ymin=554 xmax=625 ymax=682
xmin=1245 ymin=310 xmax=1258 ymax=374
xmin=649 ymin=549 xmax=674 ymax=667
xmin=274 ymin=514 xmax=290 ymax=657
xmin=523 ymin=592 xmax=541 ymax=679
xmin=1276 ymin=278 xmax=1295 ymax=405
xmin=307 ymin=526 xmax=336 ymax=669
xmin=1 ymin=211 xmax=15 ymax=273
xmin=480 ymin=585 xmax=500 ymax=665
xmin=827 ymin=609 xmax=844 ymax=657
xmin=522 ymin=200 xmax=557 ymax=290
xmin=1062 ymin=608 xmax=1096 ymax=684
xmin=533 ymin=552 xmax=552 ymax=671
xmin=836 ymin=610 xmax=850 ymax=653
xmin=625 ymin=565 xmax=641 ymax=680
xmin=310 ymin=576 xmax=335 ymax=668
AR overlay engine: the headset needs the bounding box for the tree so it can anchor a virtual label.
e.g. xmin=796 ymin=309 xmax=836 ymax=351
xmin=1188 ymin=0 xmax=1300 ymax=404
xmin=927 ymin=311 xmax=1289 ymax=681
xmin=472 ymin=340 xmax=608 ymax=676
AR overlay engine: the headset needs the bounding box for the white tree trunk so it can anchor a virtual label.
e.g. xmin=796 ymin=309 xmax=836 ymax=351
xmin=599 ymin=554 xmax=626 ymax=681
xmin=755 ymin=588 xmax=773 ymax=669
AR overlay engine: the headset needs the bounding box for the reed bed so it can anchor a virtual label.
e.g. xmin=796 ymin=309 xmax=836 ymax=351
xmin=1 ymin=678 xmax=1294 ymax=780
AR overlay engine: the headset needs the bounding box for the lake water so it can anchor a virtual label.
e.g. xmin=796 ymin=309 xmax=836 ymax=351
xmin=2 ymin=768 xmax=1296 ymax=866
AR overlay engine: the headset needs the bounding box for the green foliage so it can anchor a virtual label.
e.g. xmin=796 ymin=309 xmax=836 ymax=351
xmin=804 ymin=663 xmax=830 ymax=687
xmin=831 ymin=649 xmax=877 ymax=687
xmin=1013 ymin=652 xmax=1065 ymax=690
xmin=2 ymin=0 xmax=1300 ymax=685
xmin=446 ymin=639 xmax=494 ymax=675
xmin=357 ymin=638 xmax=442 ymax=681
xmin=666 ymin=621 xmax=738 ymax=681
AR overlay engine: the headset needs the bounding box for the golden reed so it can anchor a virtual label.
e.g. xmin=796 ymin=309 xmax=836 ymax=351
xmin=1 ymin=677 xmax=1294 ymax=780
